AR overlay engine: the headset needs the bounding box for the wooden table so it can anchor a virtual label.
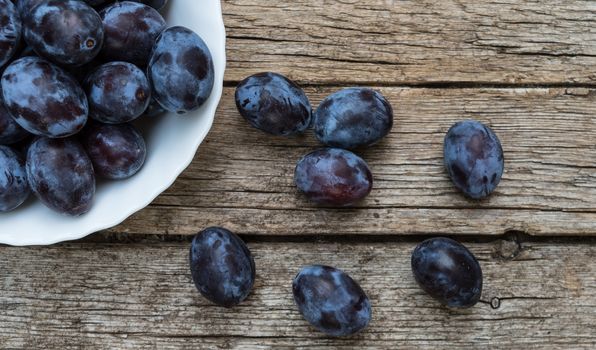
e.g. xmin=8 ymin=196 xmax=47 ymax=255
xmin=1 ymin=1 xmax=595 ymax=348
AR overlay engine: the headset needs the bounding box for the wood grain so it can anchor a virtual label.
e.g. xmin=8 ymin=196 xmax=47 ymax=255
xmin=0 ymin=241 xmax=594 ymax=349
xmin=223 ymin=0 xmax=596 ymax=85
xmin=108 ymin=87 xmax=596 ymax=236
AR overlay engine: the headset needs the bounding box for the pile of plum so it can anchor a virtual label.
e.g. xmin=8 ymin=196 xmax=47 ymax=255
xmin=235 ymin=72 xmax=504 ymax=206
xmin=187 ymin=72 xmax=504 ymax=336
xmin=235 ymin=72 xmax=393 ymax=206
xmin=0 ymin=0 xmax=214 ymax=215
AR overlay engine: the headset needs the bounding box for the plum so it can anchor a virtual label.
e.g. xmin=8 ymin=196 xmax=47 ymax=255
xmin=293 ymin=265 xmax=372 ymax=336
xmin=1 ymin=56 xmax=88 ymax=138
xmin=294 ymin=148 xmax=372 ymax=206
xmin=84 ymin=61 xmax=151 ymax=124
xmin=148 ymin=26 xmax=214 ymax=114
xmin=235 ymin=72 xmax=311 ymax=136
xmin=444 ymin=120 xmax=504 ymax=199
xmin=0 ymin=145 xmax=30 ymax=211
xmin=23 ymin=0 xmax=104 ymax=66
xmin=100 ymin=1 xmax=166 ymax=67
xmin=0 ymin=0 xmax=22 ymax=68
xmin=313 ymin=88 xmax=393 ymax=149
xmin=411 ymin=237 xmax=483 ymax=308
xmin=80 ymin=122 xmax=146 ymax=180
xmin=26 ymin=137 xmax=95 ymax=216
xmin=189 ymin=227 xmax=255 ymax=307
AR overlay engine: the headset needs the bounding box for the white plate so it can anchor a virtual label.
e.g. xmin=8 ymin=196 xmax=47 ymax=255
xmin=0 ymin=0 xmax=226 ymax=246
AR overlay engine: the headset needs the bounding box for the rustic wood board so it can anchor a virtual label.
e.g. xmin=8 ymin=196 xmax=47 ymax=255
xmin=0 ymin=241 xmax=594 ymax=349
xmin=223 ymin=0 xmax=596 ymax=85
xmin=108 ymin=87 xmax=596 ymax=236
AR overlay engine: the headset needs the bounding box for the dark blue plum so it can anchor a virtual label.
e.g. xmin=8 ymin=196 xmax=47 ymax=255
xmin=189 ymin=227 xmax=255 ymax=307
xmin=148 ymin=26 xmax=214 ymax=114
xmin=26 ymin=137 xmax=95 ymax=216
xmin=1 ymin=57 xmax=88 ymax=138
xmin=294 ymin=148 xmax=372 ymax=206
xmin=131 ymin=0 xmax=168 ymax=10
xmin=0 ymin=92 xmax=28 ymax=145
xmin=411 ymin=237 xmax=482 ymax=308
xmin=23 ymin=0 xmax=104 ymax=66
xmin=100 ymin=2 xmax=166 ymax=67
xmin=235 ymin=72 xmax=312 ymax=136
xmin=293 ymin=265 xmax=371 ymax=337
xmin=0 ymin=0 xmax=21 ymax=68
xmin=0 ymin=145 xmax=30 ymax=211
xmin=84 ymin=61 xmax=151 ymax=124
xmin=81 ymin=122 xmax=146 ymax=179
xmin=444 ymin=120 xmax=504 ymax=199
xmin=313 ymin=88 xmax=393 ymax=149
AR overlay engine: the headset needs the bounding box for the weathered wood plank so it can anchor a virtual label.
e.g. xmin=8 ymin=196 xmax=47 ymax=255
xmin=109 ymin=87 xmax=596 ymax=236
xmin=223 ymin=0 xmax=596 ymax=85
xmin=0 ymin=241 xmax=594 ymax=349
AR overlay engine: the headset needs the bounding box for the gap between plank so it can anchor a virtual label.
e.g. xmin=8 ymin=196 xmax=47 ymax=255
xmin=222 ymin=80 xmax=596 ymax=89
xmin=85 ymin=231 xmax=596 ymax=245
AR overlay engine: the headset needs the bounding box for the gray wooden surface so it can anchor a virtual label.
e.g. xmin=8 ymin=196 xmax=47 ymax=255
xmin=1 ymin=241 xmax=594 ymax=349
xmin=108 ymin=87 xmax=596 ymax=237
xmin=223 ymin=0 xmax=596 ymax=85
